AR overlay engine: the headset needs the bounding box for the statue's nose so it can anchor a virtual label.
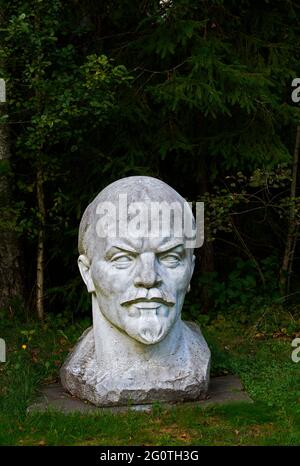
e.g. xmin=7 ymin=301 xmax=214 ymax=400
xmin=134 ymin=252 xmax=162 ymax=289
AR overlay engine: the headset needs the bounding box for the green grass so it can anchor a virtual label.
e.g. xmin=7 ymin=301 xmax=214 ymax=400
xmin=0 ymin=310 xmax=300 ymax=445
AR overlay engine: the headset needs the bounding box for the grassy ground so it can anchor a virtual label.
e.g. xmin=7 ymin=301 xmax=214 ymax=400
xmin=0 ymin=308 xmax=300 ymax=446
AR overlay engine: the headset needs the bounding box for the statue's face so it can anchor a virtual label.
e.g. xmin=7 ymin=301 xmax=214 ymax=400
xmin=79 ymin=234 xmax=195 ymax=345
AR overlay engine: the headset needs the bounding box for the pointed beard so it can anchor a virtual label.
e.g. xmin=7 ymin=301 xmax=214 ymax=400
xmin=137 ymin=310 xmax=164 ymax=344
xmin=124 ymin=307 xmax=171 ymax=344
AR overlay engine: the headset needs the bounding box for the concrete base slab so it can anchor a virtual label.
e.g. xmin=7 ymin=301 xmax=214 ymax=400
xmin=28 ymin=375 xmax=252 ymax=414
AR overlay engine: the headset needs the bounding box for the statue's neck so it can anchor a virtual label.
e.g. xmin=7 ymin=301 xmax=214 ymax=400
xmin=91 ymin=295 xmax=183 ymax=370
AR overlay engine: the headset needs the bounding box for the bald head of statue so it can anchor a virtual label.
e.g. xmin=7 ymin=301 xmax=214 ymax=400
xmin=77 ymin=176 xmax=196 ymax=345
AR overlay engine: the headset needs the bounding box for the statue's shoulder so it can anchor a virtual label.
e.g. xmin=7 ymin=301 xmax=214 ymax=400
xmin=181 ymin=320 xmax=211 ymax=359
xmin=183 ymin=320 xmax=203 ymax=335
xmin=61 ymin=326 xmax=94 ymax=373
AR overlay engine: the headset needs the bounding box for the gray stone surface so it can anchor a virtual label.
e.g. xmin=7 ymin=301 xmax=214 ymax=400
xmin=61 ymin=176 xmax=211 ymax=406
xmin=61 ymin=321 xmax=210 ymax=407
xmin=28 ymin=375 xmax=252 ymax=414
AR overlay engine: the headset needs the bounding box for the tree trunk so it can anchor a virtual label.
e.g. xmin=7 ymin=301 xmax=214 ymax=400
xmin=0 ymin=100 xmax=24 ymax=311
xmin=36 ymin=164 xmax=45 ymax=321
xmin=197 ymin=156 xmax=215 ymax=313
xmin=279 ymin=125 xmax=300 ymax=298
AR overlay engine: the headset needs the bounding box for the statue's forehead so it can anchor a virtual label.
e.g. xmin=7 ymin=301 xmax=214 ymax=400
xmin=95 ymin=235 xmax=185 ymax=256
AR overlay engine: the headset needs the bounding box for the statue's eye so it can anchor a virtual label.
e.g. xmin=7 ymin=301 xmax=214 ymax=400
xmin=159 ymin=254 xmax=181 ymax=267
xmin=111 ymin=254 xmax=134 ymax=268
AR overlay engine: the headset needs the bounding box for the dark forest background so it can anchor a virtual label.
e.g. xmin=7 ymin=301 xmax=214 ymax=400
xmin=1 ymin=0 xmax=300 ymax=326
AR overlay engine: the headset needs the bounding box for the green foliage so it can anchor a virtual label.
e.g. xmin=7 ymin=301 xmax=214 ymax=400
xmin=204 ymin=259 xmax=258 ymax=306
xmin=199 ymin=256 xmax=279 ymax=308
xmin=130 ymin=0 xmax=300 ymax=170
xmin=1 ymin=311 xmax=300 ymax=445
xmin=0 ymin=350 xmax=38 ymax=419
xmin=1 ymin=0 xmax=300 ymax=315
xmin=1 ymin=1 xmax=300 ymax=446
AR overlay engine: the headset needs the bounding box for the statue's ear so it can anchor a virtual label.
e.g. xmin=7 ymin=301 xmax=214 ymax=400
xmin=78 ymin=255 xmax=95 ymax=293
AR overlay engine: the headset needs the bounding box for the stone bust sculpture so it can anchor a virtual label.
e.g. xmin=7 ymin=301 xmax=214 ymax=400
xmin=60 ymin=176 xmax=210 ymax=406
